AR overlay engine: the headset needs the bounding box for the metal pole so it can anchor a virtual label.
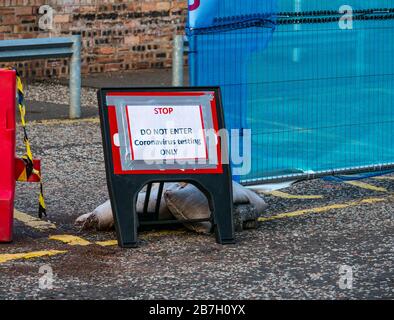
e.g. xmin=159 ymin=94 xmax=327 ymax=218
xmin=69 ymin=35 xmax=81 ymax=119
xmin=172 ymin=34 xmax=184 ymax=87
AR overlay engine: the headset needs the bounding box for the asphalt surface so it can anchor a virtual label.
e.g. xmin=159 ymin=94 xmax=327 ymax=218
xmin=0 ymin=70 xmax=393 ymax=300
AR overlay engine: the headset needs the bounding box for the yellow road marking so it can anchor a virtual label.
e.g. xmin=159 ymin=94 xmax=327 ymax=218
xmin=14 ymin=209 xmax=56 ymax=231
xmin=49 ymin=235 xmax=91 ymax=246
xmin=259 ymin=197 xmax=387 ymax=222
xmin=373 ymin=176 xmax=394 ymax=181
xmin=345 ymin=181 xmax=388 ymax=192
xmin=95 ymin=240 xmax=118 ymax=247
xmin=263 ymin=190 xmax=323 ymax=200
xmin=96 ymin=231 xmax=187 ymax=247
xmin=0 ymin=250 xmax=67 ymax=264
xmin=28 ymin=117 xmax=99 ymax=127
xmin=95 ymin=230 xmax=187 ymax=247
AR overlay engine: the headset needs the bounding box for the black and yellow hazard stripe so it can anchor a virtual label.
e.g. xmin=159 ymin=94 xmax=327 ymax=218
xmin=14 ymin=69 xmax=47 ymax=218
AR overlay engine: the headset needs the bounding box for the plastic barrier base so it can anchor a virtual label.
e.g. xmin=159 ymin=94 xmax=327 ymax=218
xmin=0 ymin=195 xmax=13 ymax=243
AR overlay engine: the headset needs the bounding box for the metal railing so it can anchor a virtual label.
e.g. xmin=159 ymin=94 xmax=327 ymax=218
xmin=0 ymin=36 xmax=82 ymax=119
xmin=172 ymin=35 xmax=189 ymax=87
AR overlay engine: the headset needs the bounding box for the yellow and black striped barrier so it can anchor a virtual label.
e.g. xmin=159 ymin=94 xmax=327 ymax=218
xmin=14 ymin=68 xmax=46 ymax=218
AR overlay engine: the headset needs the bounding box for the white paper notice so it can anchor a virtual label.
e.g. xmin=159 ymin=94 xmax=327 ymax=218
xmin=126 ymin=105 xmax=208 ymax=161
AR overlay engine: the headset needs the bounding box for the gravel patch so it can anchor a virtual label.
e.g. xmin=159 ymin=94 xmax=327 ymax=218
xmin=25 ymin=80 xmax=97 ymax=108
xmin=0 ymin=118 xmax=393 ymax=300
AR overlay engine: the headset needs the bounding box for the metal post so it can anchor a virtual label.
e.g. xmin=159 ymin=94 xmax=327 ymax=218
xmin=172 ymin=34 xmax=184 ymax=87
xmin=69 ymin=35 xmax=81 ymax=119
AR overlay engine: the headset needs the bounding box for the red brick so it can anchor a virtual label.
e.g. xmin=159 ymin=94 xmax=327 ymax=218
xmin=101 ymin=46 xmax=117 ymax=55
xmin=2 ymin=0 xmax=188 ymax=79
xmin=15 ymin=7 xmax=32 ymax=16
xmin=54 ymin=14 xmax=70 ymax=24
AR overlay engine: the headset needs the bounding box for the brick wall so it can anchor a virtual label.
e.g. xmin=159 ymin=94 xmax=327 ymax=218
xmin=0 ymin=0 xmax=187 ymax=78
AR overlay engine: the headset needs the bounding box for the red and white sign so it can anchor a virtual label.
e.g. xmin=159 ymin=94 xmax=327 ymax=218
xmin=126 ymin=105 xmax=208 ymax=161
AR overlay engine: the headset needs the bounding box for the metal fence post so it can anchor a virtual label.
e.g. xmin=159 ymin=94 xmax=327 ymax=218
xmin=172 ymin=34 xmax=184 ymax=87
xmin=69 ymin=35 xmax=81 ymax=119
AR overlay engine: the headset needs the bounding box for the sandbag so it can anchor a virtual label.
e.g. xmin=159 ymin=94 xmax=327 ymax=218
xmin=233 ymin=181 xmax=269 ymax=213
xmin=75 ymin=183 xmax=174 ymax=230
xmin=164 ymin=181 xmax=268 ymax=234
xmin=164 ymin=183 xmax=211 ymax=234
xmin=76 ymin=181 xmax=267 ymax=232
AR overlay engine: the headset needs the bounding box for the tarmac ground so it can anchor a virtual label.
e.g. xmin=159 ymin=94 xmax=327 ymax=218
xmin=0 ymin=69 xmax=392 ymax=300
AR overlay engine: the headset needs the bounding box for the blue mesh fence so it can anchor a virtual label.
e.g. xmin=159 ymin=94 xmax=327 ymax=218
xmin=187 ymin=0 xmax=394 ymax=184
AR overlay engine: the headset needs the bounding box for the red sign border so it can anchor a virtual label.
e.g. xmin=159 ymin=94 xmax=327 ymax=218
xmin=107 ymin=91 xmax=223 ymax=175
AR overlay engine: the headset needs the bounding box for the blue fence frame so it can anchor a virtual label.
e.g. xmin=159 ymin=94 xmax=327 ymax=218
xmin=188 ymin=0 xmax=394 ymax=184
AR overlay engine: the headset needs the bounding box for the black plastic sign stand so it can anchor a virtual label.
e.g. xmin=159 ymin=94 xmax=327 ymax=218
xmin=98 ymin=87 xmax=235 ymax=248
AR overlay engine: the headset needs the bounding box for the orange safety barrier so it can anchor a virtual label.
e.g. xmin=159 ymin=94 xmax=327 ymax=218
xmin=0 ymin=69 xmax=16 ymax=242
xmin=0 ymin=69 xmax=43 ymax=242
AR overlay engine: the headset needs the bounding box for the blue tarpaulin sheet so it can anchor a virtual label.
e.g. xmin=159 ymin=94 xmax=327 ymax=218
xmin=188 ymin=0 xmax=394 ymax=184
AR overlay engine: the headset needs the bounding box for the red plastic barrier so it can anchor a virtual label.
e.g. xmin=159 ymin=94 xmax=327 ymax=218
xmin=15 ymin=158 xmax=41 ymax=183
xmin=0 ymin=69 xmax=16 ymax=242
